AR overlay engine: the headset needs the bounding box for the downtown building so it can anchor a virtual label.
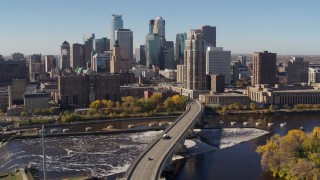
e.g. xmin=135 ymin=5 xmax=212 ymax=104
xmin=0 ymin=60 xmax=27 ymax=85
xmin=70 ymin=43 xmax=85 ymax=69
xmin=29 ymin=54 xmax=42 ymax=82
xmin=135 ymin=45 xmax=146 ymax=65
xmin=115 ymin=29 xmax=133 ymax=61
xmin=287 ymin=57 xmax=309 ymax=84
xmin=110 ymin=14 xmax=123 ymax=48
xmin=60 ymin=41 xmax=70 ymax=70
xmin=252 ymin=51 xmax=277 ymax=86
xmin=206 ymin=47 xmax=231 ymax=85
xmin=182 ymin=30 xmax=209 ymax=98
xmin=58 ymin=73 xmax=120 ymax=108
xmin=175 ymin=33 xmax=187 ymax=65
xmin=110 ymin=41 xmax=131 ymax=73
xmin=44 ymin=55 xmax=56 ymax=73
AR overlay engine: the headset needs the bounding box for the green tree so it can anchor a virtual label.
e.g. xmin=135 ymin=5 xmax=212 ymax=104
xmin=20 ymin=111 xmax=27 ymax=116
xmin=250 ymin=102 xmax=257 ymax=110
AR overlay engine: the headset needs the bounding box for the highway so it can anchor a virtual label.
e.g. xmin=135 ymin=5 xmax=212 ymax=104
xmin=125 ymin=100 xmax=203 ymax=180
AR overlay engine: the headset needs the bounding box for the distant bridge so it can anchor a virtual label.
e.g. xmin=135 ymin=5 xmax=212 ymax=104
xmin=124 ymin=100 xmax=204 ymax=180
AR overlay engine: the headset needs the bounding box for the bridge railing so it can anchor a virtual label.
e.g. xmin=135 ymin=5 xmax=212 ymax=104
xmin=155 ymin=101 xmax=204 ymax=178
xmin=124 ymin=104 xmax=192 ymax=179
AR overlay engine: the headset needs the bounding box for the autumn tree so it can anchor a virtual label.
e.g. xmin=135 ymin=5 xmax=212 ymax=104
xmin=256 ymin=128 xmax=320 ymax=179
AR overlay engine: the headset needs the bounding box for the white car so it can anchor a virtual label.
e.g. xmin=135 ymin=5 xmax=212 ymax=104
xmin=162 ymin=134 xmax=171 ymax=139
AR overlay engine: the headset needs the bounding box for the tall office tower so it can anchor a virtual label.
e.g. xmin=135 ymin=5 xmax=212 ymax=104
xmin=308 ymin=67 xmax=320 ymax=85
xmin=83 ymin=33 xmax=95 ymax=43
xmin=135 ymin=45 xmax=146 ymax=65
xmin=0 ymin=60 xmax=26 ymax=85
xmin=12 ymin=53 xmax=25 ymax=61
xmin=163 ymin=41 xmax=174 ymax=69
xmin=92 ymin=51 xmax=111 ymax=73
xmin=84 ymin=34 xmax=95 ymax=64
xmin=70 ymin=43 xmax=85 ymax=69
xmin=238 ymin=55 xmax=247 ymax=67
xmin=198 ymin=25 xmax=216 ymax=47
xmin=287 ymin=57 xmax=309 ymax=84
xmin=110 ymin=14 xmax=123 ymax=48
xmin=145 ymin=20 xmax=160 ymax=68
xmin=45 ymin=55 xmax=56 ymax=73
xmin=231 ymin=61 xmax=240 ymax=84
xmin=206 ymin=47 xmax=231 ymax=85
xmin=29 ymin=54 xmax=42 ymax=82
xmin=115 ymin=29 xmax=133 ymax=61
xmin=184 ymin=30 xmax=206 ymax=90
xmin=110 ymin=41 xmax=131 ymax=73
xmin=60 ymin=41 xmax=70 ymax=70
xmin=153 ymin=17 xmax=166 ymax=47
xmin=175 ymin=33 xmax=187 ymax=65
xmin=93 ymin=37 xmax=110 ymax=54
xmin=252 ymin=51 xmax=277 ymax=86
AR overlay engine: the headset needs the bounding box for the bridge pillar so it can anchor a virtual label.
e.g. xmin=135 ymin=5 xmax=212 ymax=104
xmin=175 ymin=140 xmax=187 ymax=154
xmin=186 ymin=129 xmax=195 ymax=139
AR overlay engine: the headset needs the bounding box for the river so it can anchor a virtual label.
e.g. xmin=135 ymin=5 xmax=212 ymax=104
xmin=0 ymin=113 xmax=319 ymax=179
xmin=173 ymin=113 xmax=320 ymax=180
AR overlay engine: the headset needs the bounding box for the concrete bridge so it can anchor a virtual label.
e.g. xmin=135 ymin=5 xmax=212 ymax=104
xmin=124 ymin=100 xmax=204 ymax=180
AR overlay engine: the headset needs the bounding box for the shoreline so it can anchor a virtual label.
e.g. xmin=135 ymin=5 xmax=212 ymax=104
xmin=206 ymin=108 xmax=320 ymax=115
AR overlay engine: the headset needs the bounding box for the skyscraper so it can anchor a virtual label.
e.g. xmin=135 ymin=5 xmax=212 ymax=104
xmin=287 ymin=57 xmax=309 ymax=84
xmin=175 ymin=33 xmax=187 ymax=65
xmin=45 ymin=55 xmax=56 ymax=73
xmin=252 ymin=51 xmax=277 ymax=86
xmin=110 ymin=41 xmax=131 ymax=73
xmin=145 ymin=33 xmax=160 ymax=68
xmin=206 ymin=47 xmax=231 ymax=85
xmin=70 ymin=43 xmax=85 ymax=69
xmin=93 ymin=37 xmax=110 ymax=54
xmin=60 ymin=41 xmax=70 ymax=70
xmin=12 ymin=53 xmax=25 ymax=61
xmin=163 ymin=41 xmax=174 ymax=69
xmin=110 ymin=14 xmax=123 ymax=48
xmin=198 ymin=25 xmax=216 ymax=47
xmin=115 ymin=29 xmax=133 ymax=61
xmin=184 ymin=30 xmax=206 ymax=90
xmin=84 ymin=34 xmax=95 ymax=64
xmin=29 ymin=54 xmax=42 ymax=82
xmin=153 ymin=17 xmax=166 ymax=48
xmin=135 ymin=45 xmax=146 ymax=65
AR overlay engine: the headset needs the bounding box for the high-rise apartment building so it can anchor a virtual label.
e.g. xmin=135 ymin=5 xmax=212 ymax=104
xmin=70 ymin=43 xmax=85 ymax=69
xmin=60 ymin=41 xmax=70 ymax=70
xmin=45 ymin=55 xmax=56 ymax=72
xmin=115 ymin=29 xmax=133 ymax=61
xmin=252 ymin=51 xmax=277 ymax=86
xmin=110 ymin=14 xmax=123 ymax=48
xmin=184 ymin=30 xmax=206 ymax=90
xmin=29 ymin=54 xmax=42 ymax=82
xmin=198 ymin=25 xmax=216 ymax=47
xmin=135 ymin=45 xmax=146 ymax=65
xmin=175 ymin=33 xmax=187 ymax=65
xmin=287 ymin=57 xmax=309 ymax=84
xmin=12 ymin=53 xmax=25 ymax=61
xmin=206 ymin=47 xmax=231 ymax=85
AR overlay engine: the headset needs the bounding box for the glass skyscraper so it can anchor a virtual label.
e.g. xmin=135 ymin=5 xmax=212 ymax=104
xmin=110 ymin=14 xmax=123 ymax=48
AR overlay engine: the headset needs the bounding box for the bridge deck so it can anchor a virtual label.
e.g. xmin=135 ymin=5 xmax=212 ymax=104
xmin=126 ymin=101 xmax=203 ymax=180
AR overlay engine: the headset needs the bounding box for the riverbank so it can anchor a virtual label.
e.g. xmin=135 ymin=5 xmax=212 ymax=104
xmin=206 ymin=108 xmax=320 ymax=115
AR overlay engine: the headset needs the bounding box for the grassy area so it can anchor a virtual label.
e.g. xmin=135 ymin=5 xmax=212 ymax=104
xmin=0 ymin=171 xmax=24 ymax=180
xmin=18 ymin=118 xmax=54 ymax=126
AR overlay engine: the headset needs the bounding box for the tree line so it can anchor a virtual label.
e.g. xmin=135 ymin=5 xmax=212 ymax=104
xmin=256 ymin=127 xmax=320 ymax=179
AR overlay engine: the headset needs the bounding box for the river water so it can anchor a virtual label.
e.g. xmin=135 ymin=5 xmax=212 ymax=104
xmin=0 ymin=113 xmax=319 ymax=179
xmin=0 ymin=131 xmax=162 ymax=179
xmin=173 ymin=113 xmax=320 ymax=180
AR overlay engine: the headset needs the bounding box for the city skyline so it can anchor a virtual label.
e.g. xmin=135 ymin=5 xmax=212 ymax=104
xmin=0 ymin=0 xmax=319 ymax=55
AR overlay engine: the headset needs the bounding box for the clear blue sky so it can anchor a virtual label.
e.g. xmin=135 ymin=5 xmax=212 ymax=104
xmin=0 ymin=0 xmax=319 ymax=56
